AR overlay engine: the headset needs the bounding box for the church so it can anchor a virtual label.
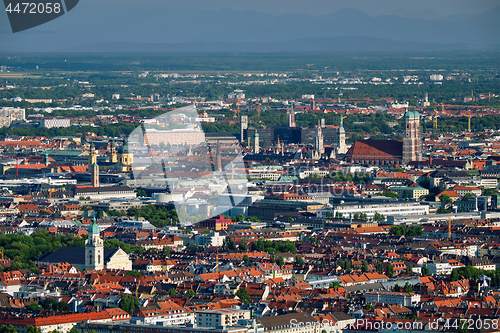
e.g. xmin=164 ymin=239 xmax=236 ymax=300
xmin=343 ymin=110 xmax=422 ymax=166
xmin=36 ymin=219 xmax=132 ymax=271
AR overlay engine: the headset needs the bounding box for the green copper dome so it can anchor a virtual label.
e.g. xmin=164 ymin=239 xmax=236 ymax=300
xmin=404 ymin=111 xmax=415 ymax=118
xmin=89 ymin=223 xmax=100 ymax=234
xmin=119 ymin=139 xmax=131 ymax=154
xmin=89 ymin=216 xmax=100 ymax=234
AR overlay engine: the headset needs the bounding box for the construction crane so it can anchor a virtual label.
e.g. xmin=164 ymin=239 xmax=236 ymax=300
xmin=306 ymin=64 xmax=315 ymax=73
xmin=48 ymin=189 xmax=59 ymax=201
xmin=465 ymin=115 xmax=473 ymax=133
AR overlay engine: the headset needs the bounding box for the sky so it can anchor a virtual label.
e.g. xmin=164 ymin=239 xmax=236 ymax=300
xmin=0 ymin=0 xmax=498 ymax=52
xmin=91 ymin=0 xmax=498 ymax=18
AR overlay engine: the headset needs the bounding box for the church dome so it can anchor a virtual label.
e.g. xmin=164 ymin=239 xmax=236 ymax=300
xmin=89 ymin=223 xmax=100 ymax=234
xmin=404 ymin=111 xmax=416 ymax=118
xmin=119 ymin=139 xmax=131 ymax=154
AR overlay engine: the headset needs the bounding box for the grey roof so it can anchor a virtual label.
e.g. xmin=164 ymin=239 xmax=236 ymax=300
xmin=344 ymin=282 xmax=384 ymax=293
xmin=37 ymin=246 xmax=117 ymax=266
xmin=257 ymin=312 xmax=317 ymax=329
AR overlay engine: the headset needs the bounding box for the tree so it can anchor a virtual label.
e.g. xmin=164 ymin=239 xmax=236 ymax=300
xmin=374 ymin=212 xmax=385 ymax=222
xmin=386 ymin=263 xmax=394 ymax=278
xmin=439 ymin=193 xmax=453 ymax=205
xmin=345 ymin=261 xmax=351 ymax=272
xmin=96 ymin=208 xmax=104 ymax=219
xmin=236 ymin=287 xmax=251 ymax=304
xmin=295 ymin=256 xmax=304 ymax=266
xmin=125 ymin=271 xmax=142 ymax=277
xmin=26 ymin=326 xmax=41 ymax=333
xmin=27 ymin=303 xmax=42 ymax=311
xmin=422 ymin=265 xmax=430 ymax=277
xmin=376 ymin=261 xmax=384 ymax=273
xmin=461 ymin=193 xmax=476 ymax=201
xmin=225 ymin=237 xmax=236 ymax=250
xmin=270 ymin=256 xmax=275 ymax=264
xmin=483 ymin=188 xmax=498 ymax=196
xmin=321 ymin=261 xmax=327 ymax=269
xmin=163 ymin=246 xmax=171 ymax=258
xmin=362 ymin=261 xmax=369 ymax=273
xmin=239 ymin=238 xmax=248 ymax=252
xmin=406 ymin=264 xmax=413 ymax=275
xmin=243 ymin=255 xmax=249 ymax=263
xmin=120 ymin=294 xmax=139 ymax=313
xmin=0 ymin=325 xmax=17 ymax=333
xmin=381 ymin=191 xmax=401 ymax=199
xmin=277 ymin=256 xmax=285 ymax=267
xmin=287 ymin=217 xmax=294 ymax=224
xmin=403 ymin=282 xmax=413 ymax=293
xmin=185 ymin=289 xmax=196 ymax=297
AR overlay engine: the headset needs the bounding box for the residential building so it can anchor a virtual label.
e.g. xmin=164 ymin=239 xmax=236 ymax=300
xmin=197 ymin=309 xmax=250 ymax=328
xmin=195 ymin=231 xmax=226 ymax=247
xmin=365 ymin=291 xmax=421 ymax=307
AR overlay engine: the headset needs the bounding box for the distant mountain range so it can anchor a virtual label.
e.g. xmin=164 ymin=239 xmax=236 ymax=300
xmin=1 ymin=4 xmax=498 ymax=52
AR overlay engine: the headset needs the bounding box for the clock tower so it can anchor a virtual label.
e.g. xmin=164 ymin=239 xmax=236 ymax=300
xmin=85 ymin=217 xmax=104 ymax=271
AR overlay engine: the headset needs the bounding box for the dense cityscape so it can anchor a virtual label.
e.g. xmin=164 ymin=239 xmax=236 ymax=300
xmin=0 ymin=49 xmax=499 ymax=333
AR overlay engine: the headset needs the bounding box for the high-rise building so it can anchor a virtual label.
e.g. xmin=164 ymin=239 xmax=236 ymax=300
xmin=240 ymin=115 xmax=248 ymax=142
xmin=288 ymin=103 xmax=296 ymax=127
xmin=402 ymin=110 xmax=422 ymax=164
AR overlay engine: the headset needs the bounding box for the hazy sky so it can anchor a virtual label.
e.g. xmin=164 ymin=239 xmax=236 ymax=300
xmin=0 ymin=0 xmax=498 ymax=52
xmin=91 ymin=0 xmax=498 ymax=18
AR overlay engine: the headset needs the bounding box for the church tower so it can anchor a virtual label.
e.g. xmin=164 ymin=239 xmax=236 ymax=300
xmin=85 ymin=217 xmax=104 ymax=271
xmin=109 ymin=141 xmax=118 ymax=163
xmin=118 ymin=139 xmax=133 ymax=172
xmin=91 ymin=161 xmax=99 ymax=187
xmin=89 ymin=144 xmax=99 ymax=187
xmin=89 ymin=144 xmax=97 ymax=165
xmin=253 ymin=131 xmax=260 ymax=154
xmin=315 ymin=120 xmax=324 ymax=154
xmin=403 ymin=110 xmax=422 ymax=164
xmin=336 ymin=116 xmax=347 ymax=155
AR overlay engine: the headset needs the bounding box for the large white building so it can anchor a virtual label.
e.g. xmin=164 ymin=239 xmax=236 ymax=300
xmin=0 ymin=107 xmax=25 ymax=127
xmin=196 ymin=309 xmax=250 ymax=328
xmin=317 ymin=201 xmax=429 ymax=220
xmin=40 ymin=117 xmax=71 ymax=128
xmin=365 ymin=291 xmax=420 ymax=307
xmin=194 ymin=231 xmax=226 ymax=247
